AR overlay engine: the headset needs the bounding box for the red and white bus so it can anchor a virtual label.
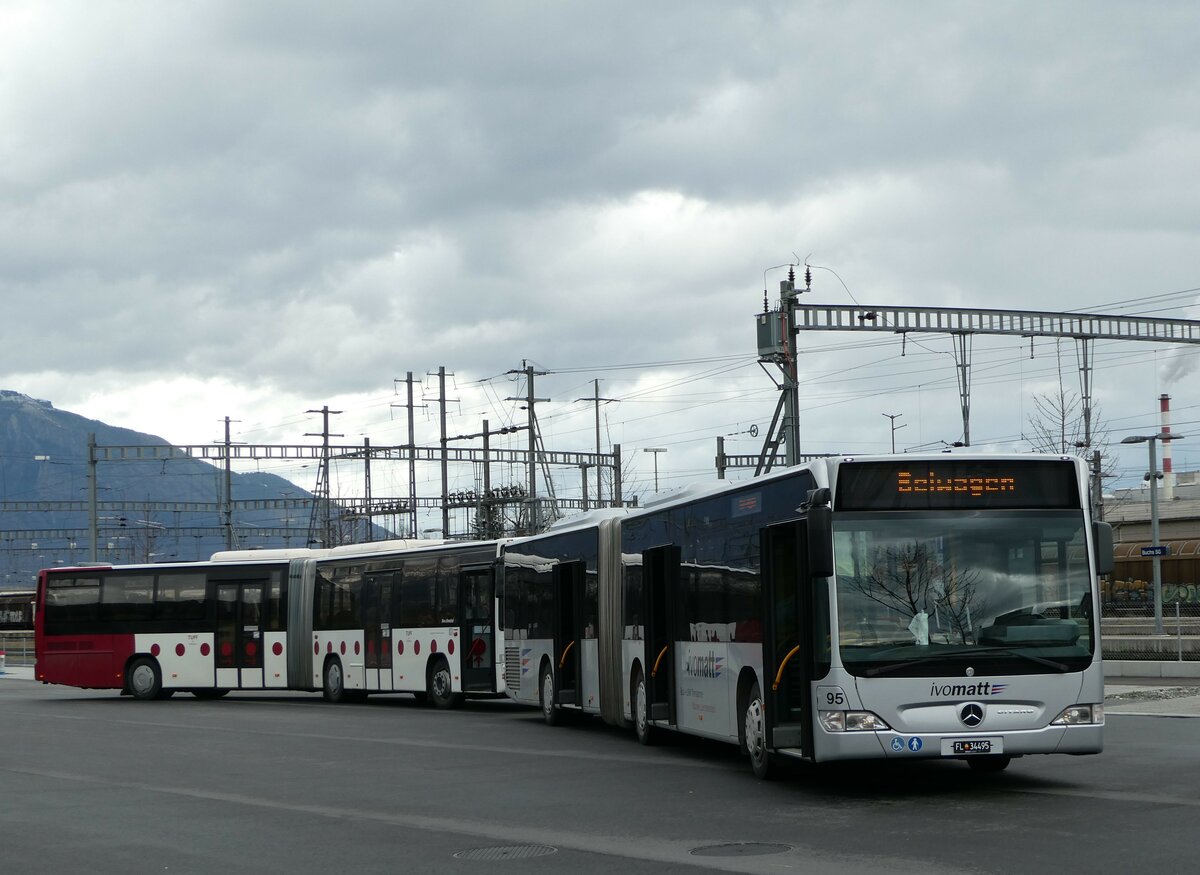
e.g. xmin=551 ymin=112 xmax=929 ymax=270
xmin=34 ymin=538 xmax=508 ymax=704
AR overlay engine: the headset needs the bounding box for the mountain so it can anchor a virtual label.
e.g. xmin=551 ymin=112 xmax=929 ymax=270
xmin=0 ymin=390 xmax=341 ymax=589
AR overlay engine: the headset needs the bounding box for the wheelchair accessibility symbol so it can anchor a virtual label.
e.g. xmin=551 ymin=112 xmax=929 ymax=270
xmin=890 ymin=737 xmax=904 ymax=752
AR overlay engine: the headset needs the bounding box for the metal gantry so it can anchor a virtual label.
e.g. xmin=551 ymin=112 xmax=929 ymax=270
xmin=788 ymin=303 xmax=1200 ymax=450
xmin=75 ymin=431 xmax=623 ymax=559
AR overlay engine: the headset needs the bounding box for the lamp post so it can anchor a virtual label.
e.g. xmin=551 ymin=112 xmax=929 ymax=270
xmin=882 ymin=413 xmax=906 ymax=453
xmin=643 ymin=448 xmax=667 ymax=493
xmin=1121 ymin=431 xmax=1184 ymax=635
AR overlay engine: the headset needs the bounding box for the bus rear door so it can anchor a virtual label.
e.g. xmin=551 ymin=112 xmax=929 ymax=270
xmin=363 ymin=573 xmax=393 ymax=691
xmin=761 ymin=521 xmax=815 ymax=757
xmin=642 ymin=545 xmax=681 ymax=725
xmin=551 ymin=561 xmax=585 ymax=706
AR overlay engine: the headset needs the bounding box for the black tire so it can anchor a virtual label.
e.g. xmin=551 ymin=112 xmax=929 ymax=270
xmin=323 ymin=657 xmax=346 ymax=703
xmin=191 ymin=689 xmax=230 ymax=699
xmin=540 ymin=662 xmax=560 ymax=726
xmin=967 ymin=755 xmax=1012 ymax=773
xmin=428 ymin=659 xmax=461 ymax=709
xmin=127 ymin=657 xmax=162 ymax=701
xmin=744 ymin=681 xmax=772 ymax=779
xmin=633 ymin=665 xmax=654 ymax=745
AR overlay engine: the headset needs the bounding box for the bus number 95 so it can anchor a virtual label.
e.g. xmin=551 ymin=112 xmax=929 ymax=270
xmin=818 ymin=686 xmax=847 ymax=709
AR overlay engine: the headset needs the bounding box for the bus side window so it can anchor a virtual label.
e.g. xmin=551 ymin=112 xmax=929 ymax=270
xmin=46 ymin=576 xmax=101 ymax=631
xmin=155 ymin=572 xmax=206 ymax=622
xmin=437 ymin=556 xmax=459 ymax=624
xmin=101 ymin=574 xmax=154 ymax=624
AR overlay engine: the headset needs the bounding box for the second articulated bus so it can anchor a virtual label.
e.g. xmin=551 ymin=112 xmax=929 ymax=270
xmin=502 ymin=454 xmax=1113 ymax=778
xmin=34 ymin=538 xmax=509 ymax=705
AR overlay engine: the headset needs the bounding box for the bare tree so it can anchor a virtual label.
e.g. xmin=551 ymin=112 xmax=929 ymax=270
xmin=847 ymin=542 xmax=986 ymax=644
xmin=1023 ymin=339 xmax=1116 ymax=483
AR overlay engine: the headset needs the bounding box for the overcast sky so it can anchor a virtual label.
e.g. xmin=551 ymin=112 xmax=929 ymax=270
xmin=3 ymin=1 xmax=1199 ymax=523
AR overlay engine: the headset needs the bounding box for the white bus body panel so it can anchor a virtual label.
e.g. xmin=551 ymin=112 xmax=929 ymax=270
xmin=264 ymin=632 xmax=287 ymax=687
xmin=313 ymin=627 xmax=466 ymax=694
xmin=135 ymin=633 xmax=214 ymax=688
xmin=504 ymin=637 xmax=553 ymax=707
xmin=673 ymin=641 xmax=760 ymax=741
xmin=580 ymin=638 xmax=600 ymax=711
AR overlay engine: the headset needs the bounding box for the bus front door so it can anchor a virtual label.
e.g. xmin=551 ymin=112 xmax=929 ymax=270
xmin=216 ymin=582 xmax=264 ymax=689
xmin=760 ymin=521 xmax=814 ymax=757
xmin=642 ymin=545 xmax=680 ymax=725
xmin=551 ymin=561 xmax=585 ymax=706
xmin=460 ymin=568 xmax=496 ymax=693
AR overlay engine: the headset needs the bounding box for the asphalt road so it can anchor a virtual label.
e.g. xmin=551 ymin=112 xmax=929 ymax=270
xmin=2 ymin=679 xmax=1197 ymax=874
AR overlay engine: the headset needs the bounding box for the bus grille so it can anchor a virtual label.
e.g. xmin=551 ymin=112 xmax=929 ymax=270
xmin=504 ymin=647 xmax=522 ymax=691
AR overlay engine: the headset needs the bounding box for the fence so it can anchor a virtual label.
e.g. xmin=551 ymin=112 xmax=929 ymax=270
xmin=1101 ymin=600 xmax=1200 ymax=663
xmin=0 ymin=631 xmax=34 ymax=668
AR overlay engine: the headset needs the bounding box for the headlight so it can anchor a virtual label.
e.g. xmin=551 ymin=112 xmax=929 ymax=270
xmin=1051 ymin=704 xmax=1104 ymax=725
xmin=819 ymin=710 xmax=891 ymax=732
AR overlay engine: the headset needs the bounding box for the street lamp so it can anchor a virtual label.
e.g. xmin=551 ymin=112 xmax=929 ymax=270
xmin=1121 ymin=431 xmax=1185 ymax=635
xmin=882 ymin=413 xmax=906 ymax=453
xmin=643 ymin=448 xmax=668 ymax=493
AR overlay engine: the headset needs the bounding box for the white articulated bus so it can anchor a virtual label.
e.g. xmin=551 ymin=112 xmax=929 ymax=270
xmin=502 ymin=454 xmax=1113 ymax=778
xmin=36 ymin=538 xmax=510 ymax=706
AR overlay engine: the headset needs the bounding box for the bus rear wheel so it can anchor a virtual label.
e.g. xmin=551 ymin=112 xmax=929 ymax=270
xmin=744 ymin=682 xmax=772 ymax=779
xmin=633 ymin=666 xmax=654 ymax=745
xmin=127 ymin=658 xmax=162 ymax=701
xmin=323 ymin=658 xmax=346 ymax=703
xmin=540 ymin=663 xmax=560 ymax=726
xmin=428 ymin=659 xmax=461 ymax=709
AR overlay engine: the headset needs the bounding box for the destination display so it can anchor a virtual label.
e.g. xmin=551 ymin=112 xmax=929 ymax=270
xmin=835 ymin=460 xmax=1080 ymax=511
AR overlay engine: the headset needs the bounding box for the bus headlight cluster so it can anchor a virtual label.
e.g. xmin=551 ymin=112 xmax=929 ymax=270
xmin=1051 ymin=704 xmax=1104 ymax=725
xmin=819 ymin=710 xmax=891 ymax=732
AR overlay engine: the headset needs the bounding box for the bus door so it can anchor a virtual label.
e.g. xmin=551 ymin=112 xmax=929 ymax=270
xmin=216 ymin=582 xmax=264 ymax=689
xmin=760 ymin=521 xmax=814 ymax=755
xmin=363 ymin=574 xmax=393 ymax=692
xmin=551 ymin=561 xmax=585 ymax=706
xmin=642 ymin=545 xmax=681 ymax=725
xmin=460 ymin=567 xmax=496 ymax=692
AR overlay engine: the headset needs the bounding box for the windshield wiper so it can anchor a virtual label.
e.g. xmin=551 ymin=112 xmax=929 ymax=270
xmin=862 ymin=645 xmax=1071 ymax=678
xmin=964 ymin=646 xmax=1071 ymax=673
xmin=863 ymin=654 xmax=949 ymax=678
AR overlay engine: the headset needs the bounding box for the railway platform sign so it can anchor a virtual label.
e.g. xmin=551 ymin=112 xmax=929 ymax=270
xmin=1140 ymin=545 xmax=1171 ymax=557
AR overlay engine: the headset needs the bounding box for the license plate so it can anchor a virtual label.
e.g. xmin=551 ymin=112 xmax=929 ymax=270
xmin=952 ymin=739 xmax=992 ymax=754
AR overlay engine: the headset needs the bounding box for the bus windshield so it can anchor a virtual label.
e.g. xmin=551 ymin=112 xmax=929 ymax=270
xmin=833 ymin=510 xmax=1094 ymax=676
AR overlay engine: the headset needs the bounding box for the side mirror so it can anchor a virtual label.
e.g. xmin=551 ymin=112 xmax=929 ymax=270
xmin=1092 ymin=521 xmax=1114 ymax=576
xmin=808 ymin=505 xmax=833 ymax=579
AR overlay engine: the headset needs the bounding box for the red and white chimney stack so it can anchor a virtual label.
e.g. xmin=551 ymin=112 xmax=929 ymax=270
xmin=1160 ymin=393 xmax=1174 ymax=501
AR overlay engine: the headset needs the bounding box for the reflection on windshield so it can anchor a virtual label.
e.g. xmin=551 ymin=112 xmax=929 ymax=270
xmin=834 ymin=511 xmax=1093 ymax=675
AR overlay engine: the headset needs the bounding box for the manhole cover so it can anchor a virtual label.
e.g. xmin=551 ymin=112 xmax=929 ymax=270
xmin=453 ymin=845 xmax=558 ymax=861
xmin=691 ymin=842 xmax=791 ymax=857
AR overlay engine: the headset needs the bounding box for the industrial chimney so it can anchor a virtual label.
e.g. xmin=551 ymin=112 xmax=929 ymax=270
xmin=1160 ymin=393 xmax=1174 ymax=501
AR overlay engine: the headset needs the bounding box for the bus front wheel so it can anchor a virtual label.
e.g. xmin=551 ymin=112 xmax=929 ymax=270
xmin=127 ymin=658 xmax=162 ymax=701
xmin=323 ymin=658 xmax=346 ymax=703
xmin=967 ymin=755 xmax=1011 ymax=773
xmin=744 ymin=682 xmax=772 ymax=779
